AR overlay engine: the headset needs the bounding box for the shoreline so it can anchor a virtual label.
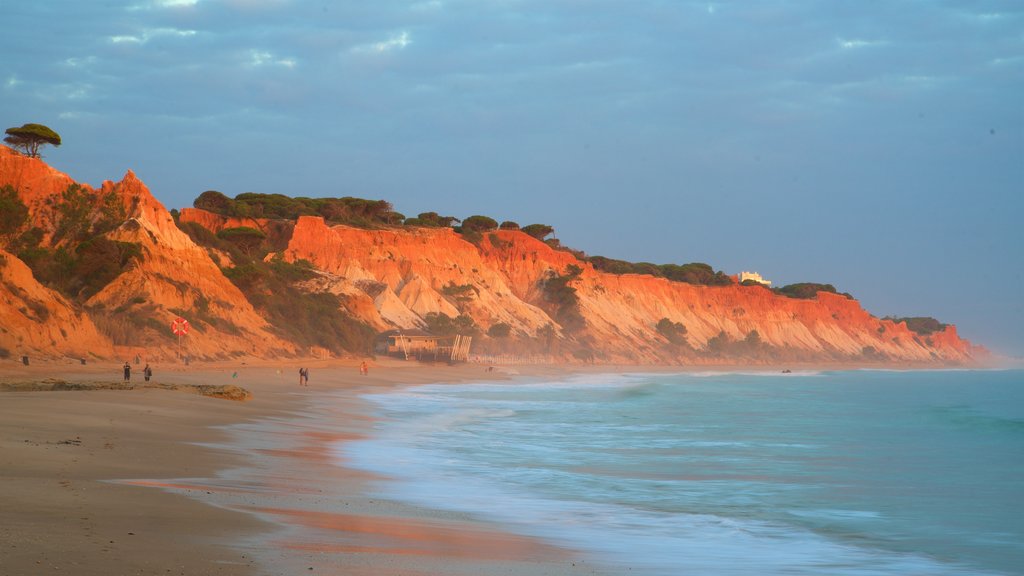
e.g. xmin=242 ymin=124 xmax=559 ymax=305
xmin=0 ymin=359 xmax=605 ymax=576
xmin=2 ymin=358 xmax=1016 ymax=575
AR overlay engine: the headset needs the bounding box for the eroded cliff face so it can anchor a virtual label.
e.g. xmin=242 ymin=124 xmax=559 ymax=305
xmin=1 ymin=146 xmax=985 ymax=365
xmin=247 ymin=214 xmax=982 ymax=364
xmin=0 ymin=146 xmax=295 ymax=360
xmin=0 ymin=248 xmax=114 ymax=359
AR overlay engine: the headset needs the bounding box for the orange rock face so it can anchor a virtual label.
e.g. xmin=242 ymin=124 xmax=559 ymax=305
xmin=262 ymin=215 xmax=984 ymax=364
xmin=0 ymin=248 xmax=114 ymax=359
xmin=2 ymin=145 xmax=986 ymax=364
xmin=0 ymin=146 xmax=295 ymax=361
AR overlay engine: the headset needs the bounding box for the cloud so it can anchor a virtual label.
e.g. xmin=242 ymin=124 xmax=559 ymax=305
xmin=247 ymin=49 xmax=296 ymax=68
xmin=836 ymin=37 xmax=886 ymax=50
xmin=990 ymin=55 xmax=1024 ymax=67
xmin=351 ymin=31 xmax=411 ymax=54
xmin=108 ymin=27 xmax=197 ymax=44
xmin=127 ymin=0 xmax=199 ymax=11
xmin=64 ymin=56 xmax=98 ymax=68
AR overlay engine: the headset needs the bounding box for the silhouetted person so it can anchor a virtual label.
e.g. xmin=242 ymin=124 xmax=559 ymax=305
xmin=123 ymin=362 xmax=131 ymax=382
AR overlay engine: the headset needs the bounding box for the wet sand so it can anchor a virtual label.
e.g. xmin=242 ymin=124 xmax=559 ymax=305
xmin=0 ymin=358 xmax=603 ymax=576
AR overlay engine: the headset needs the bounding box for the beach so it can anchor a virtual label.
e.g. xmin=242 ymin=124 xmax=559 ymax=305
xmin=0 ymin=359 xmax=598 ymax=576
xmin=4 ymin=361 xmax=1021 ymax=576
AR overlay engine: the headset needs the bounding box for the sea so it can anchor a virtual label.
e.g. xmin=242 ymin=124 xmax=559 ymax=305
xmin=340 ymin=369 xmax=1024 ymax=575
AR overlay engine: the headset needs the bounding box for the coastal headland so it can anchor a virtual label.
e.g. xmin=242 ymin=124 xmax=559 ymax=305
xmin=0 ymin=144 xmax=987 ymax=366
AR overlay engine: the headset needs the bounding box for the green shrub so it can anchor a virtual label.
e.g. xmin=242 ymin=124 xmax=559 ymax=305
xmin=862 ymin=345 xmax=885 ymax=359
xmin=488 ymin=234 xmax=511 ymax=249
xmin=521 ymin=224 xmax=554 ymax=240
xmin=441 ymin=282 xmax=476 ymax=302
xmin=405 ymin=212 xmax=460 ymax=228
xmin=221 ymin=255 xmax=375 ymax=354
xmin=216 ymin=226 xmax=267 ymax=258
xmin=424 ymin=312 xmax=478 ymax=335
xmin=461 ymin=215 xmax=499 ymax=233
xmin=193 ymin=190 xmax=398 ymax=228
xmin=542 ymin=265 xmax=585 ymax=333
xmin=887 ymin=316 xmax=947 ymax=335
xmin=488 ymin=322 xmax=512 ymax=338
xmin=51 ymin=184 xmax=124 ymax=243
xmin=0 ymin=184 xmax=28 ymax=242
xmin=775 ymin=283 xmax=838 ymax=300
xmin=656 ymin=318 xmax=688 ymax=345
xmin=707 ymin=330 xmax=730 ymax=354
xmin=70 ymin=238 xmax=142 ymax=298
xmin=587 ymin=257 xmax=732 ymax=286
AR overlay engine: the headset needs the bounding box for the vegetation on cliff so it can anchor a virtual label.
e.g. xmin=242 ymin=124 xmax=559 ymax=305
xmin=0 ymin=149 xmax=977 ymax=364
xmin=193 ymin=190 xmax=403 ymax=227
xmin=774 ymin=282 xmax=853 ymax=300
xmin=656 ymin=318 xmax=689 ymax=346
xmin=541 ymin=264 xmax=586 ymax=333
xmin=404 ymin=211 xmax=460 ymax=228
xmin=0 ymin=185 xmax=29 ymax=242
xmin=4 ymin=123 xmax=61 ymax=158
xmin=886 ymin=316 xmax=948 ymax=336
xmin=587 ymin=256 xmax=733 ymax=286
xmin=424 ymin=312 xmax=478 ymax=336
xmin=3 ymin=183 xmax=141 ymax=301
xmin=175 ymin=216 xmax=376 ymax=355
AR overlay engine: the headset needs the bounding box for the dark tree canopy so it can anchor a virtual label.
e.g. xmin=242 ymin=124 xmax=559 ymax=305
xmin=4 ymin=123 xmax=61 ymax=158
xmin=461 ymin=215 xmax=499 ymax=232
xmin=521 ymin=223 xmax=554 ymax=240
xmin=0 ymin=184 xmax=29 ymax=241
xmin=194 ymin=190 xmax=234 ymax=213
xmin=487 ymin=322 xmax=512 ymax=338
xmin=775 ymin=283 xmax=839 ymax=300
xmin=192 ymin=190 xmax=396 ymax=228
xmin=406 ymin=212 xmax=460 ymax=227
xmin=216 ymin=226 xmax=267 ymax=257
xmin=587 ymin=257 xmax=733 ymax=286
xmin=656 ymin=318 xmax=688 ymax=345
xmin=888 ymin=316 xmax=948 ymax=336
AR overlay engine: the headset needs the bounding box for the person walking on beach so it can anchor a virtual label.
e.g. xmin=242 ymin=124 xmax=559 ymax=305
xmin=298 ymin=367 xmax=308 ymax=386
xmin=143 ymin=364 xmax=152 ymax=382
xmin=360 ymin=361 xmax=368 ymax=376
xmin=123 ymin=362 xmax=131 ymax=382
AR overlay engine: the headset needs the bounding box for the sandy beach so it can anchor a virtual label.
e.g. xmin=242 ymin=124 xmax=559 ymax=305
xmin=0 ymin=358 xmax=605 ymax=576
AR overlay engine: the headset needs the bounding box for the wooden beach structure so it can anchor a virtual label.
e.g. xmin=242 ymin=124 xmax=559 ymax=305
xmin=379 ymin=330 xmax=473 ymax=363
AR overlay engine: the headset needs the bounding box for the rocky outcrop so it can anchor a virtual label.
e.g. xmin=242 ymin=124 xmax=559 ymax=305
xmin=0 ymin=146 xmax=295 ymax=360
xmin=0 ymin=248 xmax=114 ymax=360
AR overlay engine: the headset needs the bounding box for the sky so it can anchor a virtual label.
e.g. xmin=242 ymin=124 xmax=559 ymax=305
xmin=2 ymin=1 xmax=1022 ymax=355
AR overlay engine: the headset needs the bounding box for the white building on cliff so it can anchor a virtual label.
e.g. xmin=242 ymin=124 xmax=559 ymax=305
xmin=739 ymin=271 xmax=772 ymax=286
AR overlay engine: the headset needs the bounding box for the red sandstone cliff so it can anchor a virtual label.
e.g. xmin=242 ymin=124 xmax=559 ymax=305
xmin=0 ymin=146 xmax=294 ymax=361
xmin=180 ymin=209 xmax=984 ymax=364
xmin=0 ymin=145 xmax=985 ymax=365
xmin=0 ymin=248 xmax=114 ymax=359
